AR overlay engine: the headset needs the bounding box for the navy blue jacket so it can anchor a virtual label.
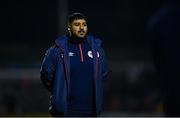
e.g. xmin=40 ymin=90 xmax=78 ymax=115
xmin=40 ymin=35 xmax=108 ymax=114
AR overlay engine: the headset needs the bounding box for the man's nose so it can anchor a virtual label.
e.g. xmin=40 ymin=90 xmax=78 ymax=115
xmin=79 ymin=24 xmax=84 ymax=29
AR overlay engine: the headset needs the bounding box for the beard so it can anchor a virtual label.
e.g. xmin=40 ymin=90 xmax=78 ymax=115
xmin=69 ymin=30 xmax=87 ymax=44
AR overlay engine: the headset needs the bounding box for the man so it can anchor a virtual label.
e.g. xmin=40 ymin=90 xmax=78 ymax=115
xmin=40 ymin=12 xmax=108 ymax=117
xmin=147 ymin=0 xmax=180 ymax=116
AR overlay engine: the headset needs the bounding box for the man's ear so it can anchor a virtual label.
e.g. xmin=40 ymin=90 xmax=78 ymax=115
xmin=67 ymin=26 xmax=71 ymax=36
xmin=68 ymin=27 xmax=70 ymax=31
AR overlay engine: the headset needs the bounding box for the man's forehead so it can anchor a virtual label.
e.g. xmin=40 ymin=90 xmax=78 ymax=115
xmin=72 ymin=19 xmax=87 ymax=23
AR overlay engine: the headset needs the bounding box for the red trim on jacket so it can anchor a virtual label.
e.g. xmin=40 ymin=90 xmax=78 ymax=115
xmin=78 ymin=44 xmax=84 ymax=62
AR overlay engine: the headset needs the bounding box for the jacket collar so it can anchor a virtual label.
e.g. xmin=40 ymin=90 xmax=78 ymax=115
xmin=55 ymin=35 xmax=102 ymax=50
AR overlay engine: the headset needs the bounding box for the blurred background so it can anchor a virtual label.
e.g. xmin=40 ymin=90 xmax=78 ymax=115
xmin=0 ymin=0 xmax=165 ymax=116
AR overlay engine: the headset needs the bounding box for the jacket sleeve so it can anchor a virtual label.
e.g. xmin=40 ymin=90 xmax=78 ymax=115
xmin=99 ymin=47 xmax=108 ymax=80
xmin=40 ymin=46 xmax=56 ymax=93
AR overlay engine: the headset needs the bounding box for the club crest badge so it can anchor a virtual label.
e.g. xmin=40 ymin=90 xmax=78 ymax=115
xmin=88 ymin=51 xmax=99 ymax=58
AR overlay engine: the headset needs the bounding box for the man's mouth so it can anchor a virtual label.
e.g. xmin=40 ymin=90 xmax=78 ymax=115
xmin=78 ymin=30 xmax=85 ymax=33
xmin=78 ymin=30 xmax=86 ymax=36
xmin=79 ymin=33 xmax=84 ymax=36
xmin=79 ymin=32 xmax=85 ymax=35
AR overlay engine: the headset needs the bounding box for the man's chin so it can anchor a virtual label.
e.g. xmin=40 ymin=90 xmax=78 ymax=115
xmin=77 ymin=35 xmax=86 ymax=38
xmin=71 ymin=33 xmax=87 ymax=39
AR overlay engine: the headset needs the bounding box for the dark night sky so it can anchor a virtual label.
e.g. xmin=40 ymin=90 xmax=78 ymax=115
xmin=0 ymin=0 xmax=163 ymax=66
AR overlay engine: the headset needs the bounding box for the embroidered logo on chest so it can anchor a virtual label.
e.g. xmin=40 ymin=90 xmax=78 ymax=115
xmin=87 ymin=51 xmax=100 ymax=58
xmin=68 ymin=52 xmax=74 ymax=56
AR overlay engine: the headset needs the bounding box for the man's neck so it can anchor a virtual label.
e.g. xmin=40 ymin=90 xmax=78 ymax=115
xmin=68 ymin=35 xmax=86 ymax=44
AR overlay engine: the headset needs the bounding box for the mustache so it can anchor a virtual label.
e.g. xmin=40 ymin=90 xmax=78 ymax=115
xmin=78 ymin=30 xmax=85 ymax=33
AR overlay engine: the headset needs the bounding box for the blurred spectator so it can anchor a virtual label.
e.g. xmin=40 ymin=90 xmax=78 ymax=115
xmin=147 ymin=0 xmax=180 ymax=116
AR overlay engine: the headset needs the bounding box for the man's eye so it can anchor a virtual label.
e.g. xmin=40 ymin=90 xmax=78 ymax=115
xmin=74 ymin=23 xmax=79 ymax=26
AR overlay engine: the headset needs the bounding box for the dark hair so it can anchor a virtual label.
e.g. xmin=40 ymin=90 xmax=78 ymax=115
xmin=68 ymin=12 xmax=87 ymax=24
